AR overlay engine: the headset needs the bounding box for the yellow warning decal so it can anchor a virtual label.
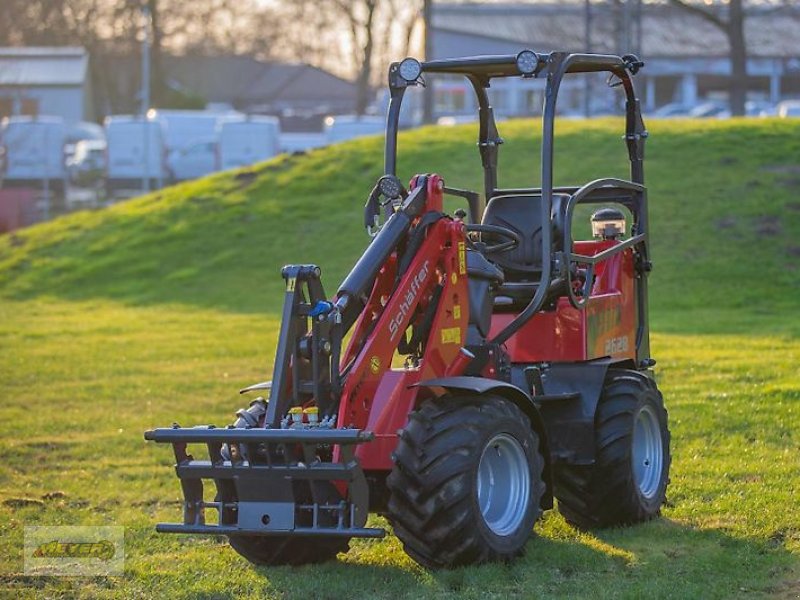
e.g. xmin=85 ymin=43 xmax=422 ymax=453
xmin=453 ymin=305 xmax=461 ymax=320
xmin=369 ymin=356 xmax=381 ymax=374
xmin=440 ymin=327 xmax=461 ymax=345
xmin=286 ymin=277 xmax=296 ymax=292
xmin=451 ymin=272 xmax=458 ymax=285
xmin=458 ymin=241 xmax=466 ymax=274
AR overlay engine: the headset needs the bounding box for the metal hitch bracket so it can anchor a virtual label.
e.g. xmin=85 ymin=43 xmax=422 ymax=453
xmin=144 ymin=426 xmax=384 ymax=539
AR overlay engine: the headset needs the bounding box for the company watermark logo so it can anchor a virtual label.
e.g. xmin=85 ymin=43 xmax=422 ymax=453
xmin=24 ymin=526 xmax=124 ymax=576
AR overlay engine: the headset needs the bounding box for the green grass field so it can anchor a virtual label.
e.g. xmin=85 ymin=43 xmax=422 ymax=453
xmin=0 ymin=118 xmax=798 ymax=599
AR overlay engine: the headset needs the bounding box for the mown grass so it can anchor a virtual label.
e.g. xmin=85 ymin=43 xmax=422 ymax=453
xmin=0 ymin=118 xmax=798 ymax=598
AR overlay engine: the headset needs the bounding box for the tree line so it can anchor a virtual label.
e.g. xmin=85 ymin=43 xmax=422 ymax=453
xmin=0 ymin=0 xmax=422 ymax=116
xmin=1 ymin=1 xmax=797 ymax=118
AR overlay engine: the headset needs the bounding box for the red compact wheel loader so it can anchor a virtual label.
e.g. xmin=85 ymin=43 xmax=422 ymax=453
xmin=145 ymin=49 xmax=670 ymax=569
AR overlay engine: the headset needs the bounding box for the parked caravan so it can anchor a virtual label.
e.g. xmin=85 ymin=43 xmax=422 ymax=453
xmin=0 ymin=116 xmax=68 ymax=193
xmin=218 ymin=117 xmax=281 ymax=171
xmin=104 ymin=115 xmax=168 ymax=192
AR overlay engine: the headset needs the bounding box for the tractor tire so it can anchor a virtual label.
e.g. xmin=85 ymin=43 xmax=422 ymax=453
xmin=228 ymin=533 xmax=347 ymax=567
xmin=227 ymin=481 xmax=349 ymax=566
xmin=554 ymin=369 xmax=670 ymax=530
xmin=386 ymin=394 xmax=546 ymax=569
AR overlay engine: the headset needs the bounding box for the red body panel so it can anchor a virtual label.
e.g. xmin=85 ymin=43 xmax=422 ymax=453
xmin=489 ymin=240 xmax=637 ymax=363
xmin=333 ymin=178 xmax=637 ymax=472
xmin=336 ymin=176 xmax=469 ymax=470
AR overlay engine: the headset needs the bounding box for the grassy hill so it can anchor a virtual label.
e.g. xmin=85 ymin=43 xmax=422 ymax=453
xmin=0 ymin=119 xmax=799 ymax=599
xmin=1 ymin=118 xmax=799 ymax=331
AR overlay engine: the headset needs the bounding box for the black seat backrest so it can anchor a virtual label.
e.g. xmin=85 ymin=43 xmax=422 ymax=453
xmin=480 ymin=193 xmax=567 ymax=279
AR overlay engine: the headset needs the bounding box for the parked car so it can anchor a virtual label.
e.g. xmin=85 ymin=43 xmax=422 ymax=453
xmin=167 ymin=137 xmax=218 ymax=181
xmin=745 ymin=100 xmax=776 ymax=118
xmin=68 ymin=139 xmax=106 ymax=186
xmin=0 ymin=116 xmax=68 ymax=193
xmin=651 ymin=103 xmax=692 ymax=118
xmin=437 ymin=114 xmax=478 ymax=126
xmin=65 ymin=121 xmax=105 ymax=162
xmin=324 ymin=115 xmax=384 ymax=143
xmin=219 ymin=116 xmax=281 ymax=171
xmin=104 ymin=115 xmax=168 ymax=193
xmin=777 ymin=100 xmax=800 ymax=118
xmin=689 ymin=102 xmax=730 ymax=119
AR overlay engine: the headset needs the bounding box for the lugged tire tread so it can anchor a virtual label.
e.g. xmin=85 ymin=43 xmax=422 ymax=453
xmin=554 ymin=369 xmax=671 ymax=530
xmin=386 ymin=394 xmax=546 ymax=569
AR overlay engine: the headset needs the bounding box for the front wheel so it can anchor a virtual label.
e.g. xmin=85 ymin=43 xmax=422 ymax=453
xmin=227 ymin=480 xmax=350 ymax=566
xmin=554 ymin=369 xmax=671 ymax=530
xmin=387 ymin=394 xmax=546 ymax=569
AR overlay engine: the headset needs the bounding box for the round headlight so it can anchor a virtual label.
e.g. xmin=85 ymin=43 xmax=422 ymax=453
xmin=378 ymin=175 xmax=403 ymax=199
xmin=398 ymin=57 xmax=422 ymax=82
xmin=516 ymin=49 xmax=539 ymax=76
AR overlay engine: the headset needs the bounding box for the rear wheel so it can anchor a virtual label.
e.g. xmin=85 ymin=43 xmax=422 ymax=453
xmin=554 ymin=369 xmax=670 ymax=530
xmin=387 ymin=394 xmax=546 ymax=569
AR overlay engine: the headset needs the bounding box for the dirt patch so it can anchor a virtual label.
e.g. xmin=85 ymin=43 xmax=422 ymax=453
xmin=3 ymin=497 xmax=44 ymax=508
xmin=787 ymin=201 xmax=800 ymax=212
xmin=788 ymin=246 xmax=800 ymax=258
xmin=754 ymin=216 xmax=782 ymax=238
xmin=234 ymin=170 xmax=258 ymax=187
xmin=41 ymin=491 xmax=66 ymax=501
xmin=769 ymin=578 xmax=800 ymax=600
xmin=131 ymin=498 xmax=182 ymax=507
xmin=778 ymin=176 xmax=800 ymax=189
xmin=761 ymin=164 xmax=800 ymax=174
xmin=715 ymin=216 xmax=737 ymax=230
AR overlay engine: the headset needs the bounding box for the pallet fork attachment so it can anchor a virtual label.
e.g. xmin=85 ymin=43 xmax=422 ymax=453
xmin=144 ymin=427 xmax=383 ymax=539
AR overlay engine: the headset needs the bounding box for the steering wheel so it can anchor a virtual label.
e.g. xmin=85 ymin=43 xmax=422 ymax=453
xmin=465 ymin=224 xmax=522 ymax=255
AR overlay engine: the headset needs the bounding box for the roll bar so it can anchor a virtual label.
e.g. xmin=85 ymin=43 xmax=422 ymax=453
xmin=382 ymin=50 xmax=649 ymax=360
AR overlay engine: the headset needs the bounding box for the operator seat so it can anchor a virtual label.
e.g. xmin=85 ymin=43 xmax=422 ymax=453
xmin=480 ymin=192 xmax=568 ymax=308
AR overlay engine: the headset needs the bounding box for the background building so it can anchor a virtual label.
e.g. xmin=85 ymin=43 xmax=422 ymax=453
xmin=0 ymin=47 xmax=93 ymax=123
xmin=104 ymin=54 xmax=358 ymax=126
xmin=428 ymin=3 xmax=800 ymax=117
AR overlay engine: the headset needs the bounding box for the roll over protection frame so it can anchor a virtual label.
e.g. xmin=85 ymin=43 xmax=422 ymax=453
xmin=383 ymin=50 xmax=651 ymax=366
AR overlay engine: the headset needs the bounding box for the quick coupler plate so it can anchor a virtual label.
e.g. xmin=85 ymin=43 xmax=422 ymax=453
xmin=144 ymin=426 xmax=383 ymax=539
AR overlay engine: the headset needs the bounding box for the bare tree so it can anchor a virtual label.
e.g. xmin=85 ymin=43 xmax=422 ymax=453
xmin=2 ymin=0 xmax=423 ymax=116
xmin=668 ymin=0 xmax=747 ymax=115
xmin=269 ymin=0 xmax=422 ymax=115
xmin=333 ymin=0 xmax=379 ymax=115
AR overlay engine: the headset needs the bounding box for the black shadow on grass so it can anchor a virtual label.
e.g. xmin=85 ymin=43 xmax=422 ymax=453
xmin=236 ymin=519 xmax=796 ymax=600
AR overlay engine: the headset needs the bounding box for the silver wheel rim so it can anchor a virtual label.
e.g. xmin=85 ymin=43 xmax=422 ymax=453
xmin=632 ymin=404 xmax=663 ymax=499
xmin=476 ymin=432 xmax=530 ymax=536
